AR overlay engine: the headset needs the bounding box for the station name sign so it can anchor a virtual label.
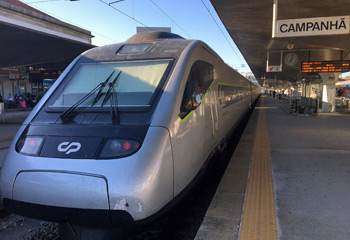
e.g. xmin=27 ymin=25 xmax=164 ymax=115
xmin=276 ymin=16 xmax=350 ymax=38
xmin=301 ymin=61 xmax=350 ymax=73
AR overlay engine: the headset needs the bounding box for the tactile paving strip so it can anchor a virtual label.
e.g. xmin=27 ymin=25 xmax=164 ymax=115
xmin=239 ymin=99 xmax=278 ymax=240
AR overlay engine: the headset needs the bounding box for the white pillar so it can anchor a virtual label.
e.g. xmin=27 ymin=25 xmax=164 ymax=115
xmin=319 ymin=73 xmax=341 ymax=113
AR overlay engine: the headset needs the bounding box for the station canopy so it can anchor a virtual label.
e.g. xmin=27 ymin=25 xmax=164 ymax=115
xmin=210 ymin=0 xmax=350 ymax=85
xmin=0 ymin=0 xmax=94 ymax=69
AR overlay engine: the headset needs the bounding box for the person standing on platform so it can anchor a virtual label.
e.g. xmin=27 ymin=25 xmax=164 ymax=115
xmin=14 ymin=94 xmax=19 ymax=108
xmin=26 ymin=93 xmax=31 ymax=108
xmin=20 ymin=98 xmax=26 ymax=108
xmin=31 ymin=94 xmax=36 ymax=107
xmin=8 ymin=94 xmax=13 ymax=109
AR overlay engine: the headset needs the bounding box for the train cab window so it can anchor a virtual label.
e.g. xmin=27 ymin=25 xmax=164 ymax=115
xmin=48 ymin=60 xmax=171 ymax=110
xmin=178 ymin=61 xmax=214 ymax=119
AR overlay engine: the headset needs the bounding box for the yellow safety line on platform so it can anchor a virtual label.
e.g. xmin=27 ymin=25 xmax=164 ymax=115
xmin=0 ymin=135 xmax=15 ymax=141
xmin=239 ymin=99 xmax=278 ymax=240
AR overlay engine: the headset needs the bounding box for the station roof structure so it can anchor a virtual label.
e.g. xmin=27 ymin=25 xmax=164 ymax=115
xmin=210 ymin=0 xmax=350 ymax=85
xmin=0 ymin=0 xmax=94 ymax=69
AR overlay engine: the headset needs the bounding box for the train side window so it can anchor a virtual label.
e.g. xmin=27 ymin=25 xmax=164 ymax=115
xmin=179 ymin=61 xmax=214 ymax=119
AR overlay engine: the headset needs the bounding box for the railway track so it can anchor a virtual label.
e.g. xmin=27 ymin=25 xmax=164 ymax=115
xmin=0 ymin=212 xmax=59 ymax=240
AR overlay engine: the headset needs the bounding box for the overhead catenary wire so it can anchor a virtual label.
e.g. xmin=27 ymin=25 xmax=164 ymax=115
xmin=199 ymin=0 xmax=247 ymax=69
xmin=148 ymin=0 xmax=192 ymax=39
xmin=108 ymin=0 xmax=125 ymax=5
xmin=26 ymin=0 xmax=189 ymax=41
xmin=97 ymin=0 xmax=154 ymax=32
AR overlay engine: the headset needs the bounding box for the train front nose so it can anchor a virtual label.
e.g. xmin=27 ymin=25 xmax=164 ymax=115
xmin=1 ymin=126 xmax=173 ymax=226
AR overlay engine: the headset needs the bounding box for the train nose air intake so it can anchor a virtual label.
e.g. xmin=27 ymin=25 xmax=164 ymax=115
xmin=12 ymin=171 xmax=109 ymax=210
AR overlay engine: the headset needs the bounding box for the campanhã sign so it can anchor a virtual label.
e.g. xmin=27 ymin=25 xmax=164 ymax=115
xmin=276 ymin=16 xmax=350 ymax=37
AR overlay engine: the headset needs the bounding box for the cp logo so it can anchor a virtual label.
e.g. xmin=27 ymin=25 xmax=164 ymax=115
xmin=57 ymin=142 xmax=81 ymax=155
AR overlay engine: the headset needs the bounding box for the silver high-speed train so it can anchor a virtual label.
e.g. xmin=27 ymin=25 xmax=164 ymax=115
xmin=0 ymin=32 xmax=259 ymax=236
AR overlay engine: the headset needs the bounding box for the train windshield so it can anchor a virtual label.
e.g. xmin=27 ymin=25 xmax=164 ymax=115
xmin=49 ymin=60 xmax=171 ymax=109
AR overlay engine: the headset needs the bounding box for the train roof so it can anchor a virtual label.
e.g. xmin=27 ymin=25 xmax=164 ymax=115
xmin=81 ymin=32 xmax=197 ymax=62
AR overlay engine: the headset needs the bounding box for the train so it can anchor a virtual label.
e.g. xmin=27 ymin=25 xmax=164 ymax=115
xmin=0 ymin=31 xmax=259 ymax=238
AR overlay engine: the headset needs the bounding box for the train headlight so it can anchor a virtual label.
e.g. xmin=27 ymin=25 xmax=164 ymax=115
xmin=99 ymin=139 xmax=141 ymax=158
xmin=16 ymin=136 xmax=44 ymax=156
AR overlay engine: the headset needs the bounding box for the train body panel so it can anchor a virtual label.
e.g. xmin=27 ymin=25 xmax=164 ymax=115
xmin=0 ymin=32 xmax=260 ymax=228
xmin=157 ymin=42 xmax=257 ymax=195
xmin=167 ymin=45 xmax=220 ymax=195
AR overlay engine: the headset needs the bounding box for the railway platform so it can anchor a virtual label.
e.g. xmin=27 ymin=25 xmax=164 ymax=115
xmin=0 ymin=111 xmax=30 ymax=168
xmin=196 ymin=95 xmax=350 ymax=240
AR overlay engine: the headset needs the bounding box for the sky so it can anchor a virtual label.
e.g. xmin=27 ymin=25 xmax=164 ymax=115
xmin=21 ymin=0 xmax=252 ymax=74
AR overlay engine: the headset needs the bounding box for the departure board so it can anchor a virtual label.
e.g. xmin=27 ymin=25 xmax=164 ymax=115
xmin=29 ymin=70 xmax=59 ymax=79
xmin=301 ymin=61 xmax=350 ymax=73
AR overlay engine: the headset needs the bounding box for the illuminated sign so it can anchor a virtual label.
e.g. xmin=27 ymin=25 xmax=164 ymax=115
xmin=276 ymin=16 xmax=350 ymax=38
xmin=301 ymin=61 xmax=350 ymax=73
xmin=29 ymin=70 xmax=58 ymax=80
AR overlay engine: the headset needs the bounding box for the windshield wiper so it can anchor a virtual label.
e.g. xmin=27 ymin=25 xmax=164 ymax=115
xmin=101 ymin=71 xmax=122 ymax=107
xmin=60 ymin=71 xmax=115 ymax=121
xmin=110 ymin=80 xmax=120 ymax=124
xmin=101 ymin=71 xmax=122 ymax=124
xmin=91 ymin=71 xmax=115 ymax=106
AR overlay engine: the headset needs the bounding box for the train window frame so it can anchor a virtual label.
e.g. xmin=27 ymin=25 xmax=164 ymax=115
xmin=178 ymin=60 xmax=214 ymax=120
xmin=45 ymin=59 xmax=174 ymax=113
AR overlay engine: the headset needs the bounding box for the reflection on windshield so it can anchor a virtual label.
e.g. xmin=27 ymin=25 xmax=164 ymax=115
xmin=50 ymin=60 xmax=170 ymax=108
